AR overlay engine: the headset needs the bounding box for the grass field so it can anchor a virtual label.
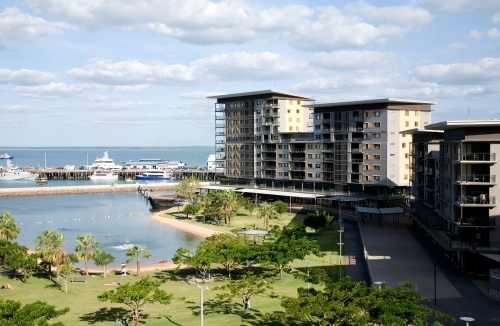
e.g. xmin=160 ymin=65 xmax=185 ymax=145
xmin=0 ymin=208 xmax=343 ymax=325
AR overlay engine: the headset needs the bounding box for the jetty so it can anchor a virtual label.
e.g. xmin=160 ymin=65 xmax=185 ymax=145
xmin=20 ymin=168 xmax=221 ymax=181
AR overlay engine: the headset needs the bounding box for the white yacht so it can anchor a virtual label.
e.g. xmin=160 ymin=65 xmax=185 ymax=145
xmin=136 ymin=169 xmax=172 ymax=180
xmin=89 ymin=170 xmax=118 ymax=181
xmin=92 ymin=151 xmax=122 ymax=170
xmin=0 ymin=160 xmax=38 ymax=181
xmin=0 ymin=153 xmax=13 ymax=159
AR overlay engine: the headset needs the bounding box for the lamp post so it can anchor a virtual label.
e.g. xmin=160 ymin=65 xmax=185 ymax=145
xmin=304 ymin=259 xmax=311 ymax=290
xmin=338 ymin=226 xmax=344 ymax=280
xmin=198 ymin=285 xmax=209 ymax=326
xmin=432 ymin=260 xmax=438 ymax=305
xmin=460 ymin=317 xmax=475 ymax=326
xmin=373 ymin=281 xmax=383 ymax=290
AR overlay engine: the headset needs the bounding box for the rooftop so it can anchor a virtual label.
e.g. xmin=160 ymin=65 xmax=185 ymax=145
xmin=207 ymin=89 xmax=313 ymax=100
xmin=425 ymin=120 xmax=500 ymax=130
xmin=303 ymin=98 xmax=437 ymax=108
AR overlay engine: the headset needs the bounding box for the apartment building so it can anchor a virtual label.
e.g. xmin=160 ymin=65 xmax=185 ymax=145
xmin=408 ymin=120 xmax=500 ymax=273
xmin=210 ymin=91 xmax=435 ymax=196
xmin=208 ymin=90 xmax=314 ymax=179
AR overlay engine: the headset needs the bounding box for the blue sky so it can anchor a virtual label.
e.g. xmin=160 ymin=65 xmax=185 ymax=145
xmin=1 ymin=0 xmax=499 ymax=147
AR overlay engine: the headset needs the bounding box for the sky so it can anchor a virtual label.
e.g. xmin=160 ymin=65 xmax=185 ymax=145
xmin=1 ymin=0 xmax=500 ymax=147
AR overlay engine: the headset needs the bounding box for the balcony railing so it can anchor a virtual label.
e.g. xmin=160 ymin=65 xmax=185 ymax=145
xmin=215 ymin=132 xmax=225 ymax=136
xmin=456 ymin=174 xmax=496 ymax=183
xmin=215 ymin=107 xmax=225 ymax=112
xmin=294 ymin=138 xmax=318 ymax=142
xmin=352 ymin=137 xmax=363 ymax=142
xmin=263 ymin=103 xmax=279 ymax=108
xmin=459 ymin=153 xmax=496 ymax=162
xmin=455 ymin=195 xmax=496 ymax=205
xmin=216 ymin=140 xmax=225 ymax=144
xmin=290 ymin=176 xmax=305 ymax=180
xmin=290 ymin=158 xmax=306 ymax=162
xmin=290 ymin=166 xmax=305 ymax=171
xmin=215 ymin=124 xmax=225 ymax=128
xmin=215 ymin=116 xmax=225 ymax=120
xmin=262 ymin=157 xmax=276 ymax=161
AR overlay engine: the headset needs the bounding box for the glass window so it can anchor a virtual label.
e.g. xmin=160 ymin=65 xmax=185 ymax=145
xmin=405 ymin=121 xmax=409 ymax=127
xmin=374 ymin=176 xmax=380 ymax=181
xmin=316 ymin=163 xmax=320 ymax=168
xmin=307 ymin=144 xmax=313 ymax=149
xmin=278 ymin=145 xmax=282 ymax=149
xmin=296 ymin=127 xmax=299 ymax=131
xmin=284 ymin=172 xmax=288 ymax=176
xmin=315 ymin=115 xmax=321 ymax=120
xmin=374 ymin=133 xmax=380 ymax=138
xmin=296 ymin=109 xmax=300 ymax=113
xmin=284 ymin=145 xmax=288 ymax=149
xmin=297 ymin=118 xmax=300 ymax=122
xmin=316 ymin=173 xmax=321 ymax=178
xmin=405 ymin=110 xmax=409 ymax=116
xmin=308 ymin=154 xmax=312 ymax=158
xmin=374 ymin=111 xmax=380 ymax=117
xmin=315 ymin=144 xmax=320 ymax=149
xmin=289 ymin=118 xmax=292 ymax=122
xmin=315 ymin=154 xmax=321 ymax=158
xmin=374 ymin=165 xmax=380 ymax=170
xmin=287 ymin=109 xmax=291 ymax=113
xmin=315 ymin=125 xmax=321 ymax=129
xmin=374 ymin=122 xmax=380 ymax=127
xmin=307 ymin=173 xmax=313 ymax=178
xmin=256 ymin=101 xmax=261 ymax=105
xmin=307 ymin=164 xmax=313 ymax=168
xmin=284 ymin=163 xmax=288 ymax=167
xmin=415 ymin=121 xmax=419 ymax=127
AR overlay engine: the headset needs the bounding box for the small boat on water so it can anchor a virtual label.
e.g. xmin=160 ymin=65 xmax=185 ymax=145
xmin=35 ymin=175 xmax=48 ymax=184
xmin=136 ymin=170 xmax=171 ymax=180
xmin=0 ymin=153 xmax=13 ymax=159
xmin=92 ymin=151 xmax=122 ymax=170
xmin=89 ymin=170 xmax=118 ymax=181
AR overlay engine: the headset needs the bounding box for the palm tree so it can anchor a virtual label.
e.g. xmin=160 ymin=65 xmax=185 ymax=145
xmin=35 ymin=229 xmax=67 ymax=283
xmin=125 ymin=245 xmax=152 ymax=276
xmin=257 ymin=202 xmax=276 ymax=231
xmin=75 ymin=233 xmax=100 ymax=276
xmin=0 ymin=211 xmax=20 ymax=241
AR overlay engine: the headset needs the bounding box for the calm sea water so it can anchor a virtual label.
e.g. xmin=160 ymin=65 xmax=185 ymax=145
xmin=0 ymin=192 xmax=203 ymax=267
xmin=0 ymin=146 xmax=214 ymax=189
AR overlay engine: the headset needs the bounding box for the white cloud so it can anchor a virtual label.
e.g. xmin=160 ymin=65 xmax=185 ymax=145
xmin=0 ymin=7 xmax=70 ymax=42
xmin=410 ymin=57 xmax=500 ymax=85
xmin=14 ymin=82 xmax=108 ymax=99
xmin=309 ymin=51 xmax=396 ymax=70
xmin=418 ymin=0 xmax=500 ymax=13
xmin=67 ymin=53 xmax=311 ymax=86
xmin=179 ymin=91 xmax=220 ymax=99
xmin=24 ymin=0 xmax=425 ymax=50
xmin=493 ymin=13 xmax=500 ymax=24
xmin=487 ymin=28 xmax=500 ymax=38
xmin=345 ymin=1 xmax=432 ymax=27
xmin=467 ymin=29 xmax=481 ymax=40
xmin=288 ymin=7 xmax=404 ymax=51
xmin=291 ymin=74 xmax=395 ymax=93
xmin=0 ymin=68 xmax=56 ymax=85
xmin=449 ymin=42 xmax=469 ymax=51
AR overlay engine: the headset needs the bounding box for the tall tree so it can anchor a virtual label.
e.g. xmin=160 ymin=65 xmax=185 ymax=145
xmin=4 ymin=243 xmax=33 ymax=281
xmin=257 ymin=202 xmax=276 ymax=231
xmin=303 ymin=210 xmax=328 ymax=234
xmin=214 ymin=271 xmax=276 ymax=317
xmin=258 ymin=225 xmax=323 ymax=280
xmin=199 ymin=190 xmax=243 ymax=226
xmin=175 ymin=176 xmax=201 ymax=202
xmin=98 ymin=276 xmax=176 ymax=326
xmin=58 ymin=264 xmax=74 ymax=294
xmin=200 ymin=233 xmax=247 ymax=280
xmin=274 ymin=200 xmax=288 ymax=219
xmin=263 ymin=276 xmax=455 ymax=326
xmin=125 ymin=245 xmax=152 ymax=276
xmin=0 ymin=298 xmax=69 ymax=326
xmin=183 ymin=203 xmax=201 ymax=219
xmin=74 ymin=233 xmax=100 ymax=276
xmin=35 ymin=229 xmax=68 ymax=284
xmin=173 ymin=246 xmax=214 ymax=283
xmin=0 ymin=211 xmax=20 ymax=241
xmin=94 ymin=251 xmax=115 ymax=278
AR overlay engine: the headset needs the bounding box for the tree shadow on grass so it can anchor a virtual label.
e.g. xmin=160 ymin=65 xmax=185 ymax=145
xmin=184 ymin=298 xmax=263 ymax=322
xmin=79 ymin=307 xmax=147 ymax=324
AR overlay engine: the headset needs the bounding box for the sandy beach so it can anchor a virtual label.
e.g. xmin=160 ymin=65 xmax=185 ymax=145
xmin=85 ymin=212 xmax=222 ymax=275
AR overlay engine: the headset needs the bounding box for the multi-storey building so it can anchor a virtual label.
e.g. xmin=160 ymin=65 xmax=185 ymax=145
xmin=210 ymin=91 xmax=435 ymax=197
xmin=408 ymin=120 xmax=500 ymax=273
xmin=209 ymin=90 xmax=314 ymax=180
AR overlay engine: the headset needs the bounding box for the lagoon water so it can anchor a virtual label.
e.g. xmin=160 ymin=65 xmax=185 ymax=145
xmin=0 ymin=192 xmax=203 ymax=267
xmin=0 ymin=146 xmax=212 ymax=267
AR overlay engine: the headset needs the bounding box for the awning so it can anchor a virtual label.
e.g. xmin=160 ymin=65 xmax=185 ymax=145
xmin=199 ymin=185 xmax=236 ymax=191
xmin=323 ymin=196 xmax=366 ymax=202
xmin=237 ymin=230 xmax=269 ymax=236
xmin=481 ymin=253 xmax=500 ymax=263
xmin=379 ymin=207 xmax=404 ymax=214
xmin=356 ymin=207 xmax=380 ymax=214
xmin=236 ymin=188 xmax=325 ymax=199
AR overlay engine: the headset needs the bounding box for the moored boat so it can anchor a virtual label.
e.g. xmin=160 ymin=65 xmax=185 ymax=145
xmin=0 ymin=159 xmax=38 ymax=181
xmin=36 ymin=175 xmax=48 ymax=184
xmin=93 ymin=151 xmax=122 ymax=170
xmin=136 ymin=170 xmax=171 ymax=180
xmin=89 ymin=170 xmax=118 ymax=181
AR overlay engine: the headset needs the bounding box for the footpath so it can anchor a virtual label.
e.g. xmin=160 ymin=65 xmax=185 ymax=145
xmin=346 ymin=214 xmax=500 ymax=325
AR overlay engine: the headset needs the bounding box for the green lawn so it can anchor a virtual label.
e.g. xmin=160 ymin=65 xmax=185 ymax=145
xmin=0 ymin=208 xmax=343 ymax=325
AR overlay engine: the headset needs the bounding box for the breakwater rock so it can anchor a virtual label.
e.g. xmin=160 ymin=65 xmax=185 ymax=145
xmin=0 ymin=183 xmax=178 ymax=197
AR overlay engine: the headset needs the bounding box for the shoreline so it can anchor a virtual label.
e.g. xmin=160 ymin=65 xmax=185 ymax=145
xmin=85 ymin=211 xmax=222 ymax=274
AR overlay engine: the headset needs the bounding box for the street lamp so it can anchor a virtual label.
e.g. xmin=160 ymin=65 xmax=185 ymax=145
xmin=432 ymin=260 xmax=438 ymax=305
xmin=338 ymin=226 xmax=344 ymax=280
xmin=198 ymin=285 xmax=209 ymax=326
xmin=460 ymin=317 xmax=475 ymax=326
xmin=373 ymin=281 xmax=384 ymax=290
xmin=304 ymin=259 xmax=311 ymax=290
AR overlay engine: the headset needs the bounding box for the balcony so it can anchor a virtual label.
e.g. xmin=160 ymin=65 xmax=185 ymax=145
xmin=215 ymin=107 xmax=225 ymax=112
xmin=263 ymin=103 xmax=279 ymax=109
xmin=323 ymin=129 xmax=331 ymax=133
xmin=458 ymin=153 xmax=496 ymax=163
xmin=455 ymin=174 xmax=496 ymax=184
xmin=263 ymin=112 xmax=280 ymax=117
xmin=290 ymin=158 xmax=306 ymax=162
xmin=290 ymin=166 xmax=305 ymax=171
xmin=290 ymin=175 xmax=305 ymax=180
xmin=262 ymin=156 xmax=276 ymax=161
xmin=215 ymin=116 xmax=225 ymax=120
xmin=216 ymin=140 xmax=225 ymax=144
xmin=294 ymin=138 xmax=318 ymax=142
xmin=262 ymin=165 xmax=276 ymax=170
xmin=352 ymin=137 xmax=363 ymax=142
xmin=323 ymin=119 xmax=330 ymax=123
xmin=215 ymin=132 xmax=225 ymax=136
xmin=290 ymin=149 xmax=305 ymax=153
xmin=454 ymin=195 xmax=496 ymax=206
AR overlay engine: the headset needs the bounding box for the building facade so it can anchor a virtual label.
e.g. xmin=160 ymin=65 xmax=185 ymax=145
xmin=210 ymin=91 xmax=435 ymax=197
xmin=408 ymin=121 xmax=500 ymax=274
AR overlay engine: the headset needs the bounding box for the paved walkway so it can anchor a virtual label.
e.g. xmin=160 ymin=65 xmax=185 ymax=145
xmin=347 ymin=213 xmax=500 ymax=325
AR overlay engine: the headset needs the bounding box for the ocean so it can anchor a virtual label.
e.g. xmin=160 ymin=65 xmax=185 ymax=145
xmin=0 ymin=147 xmax=213 ymax=266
